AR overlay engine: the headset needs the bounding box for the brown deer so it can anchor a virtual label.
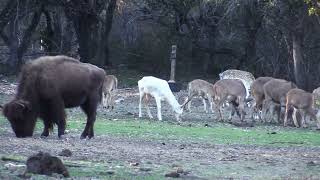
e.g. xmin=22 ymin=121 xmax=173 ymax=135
xmin=262 ymin=78 xmax=297 ymax=124
xmin=185 ymin=79 xmax=215 ymax=113
xmin=284 ymin=88 xmax=320 ymax=128
xmin=102 ymin=75 xmax=118 ymax=109
xmin=212 ymin=79 xmax=246 ymax=121
xmin=250 ymin=77 xmax=273 ymax=119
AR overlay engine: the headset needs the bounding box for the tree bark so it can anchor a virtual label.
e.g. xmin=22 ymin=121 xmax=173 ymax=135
xmin=103 ymin=0 xmax=117 ymax=66
xmin=292 ymin=32 xmax=306 ymax=89
xmin=17 ymin=7 xmax=42 ymax=67
xmin=61 ymin=17 xmax=73 ymax=55
xmin=0 ymin=0 xmax=17 ymax=33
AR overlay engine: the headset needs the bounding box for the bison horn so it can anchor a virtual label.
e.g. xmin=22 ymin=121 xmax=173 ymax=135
xmin=16 ymin=102 xmax=25 ymax=108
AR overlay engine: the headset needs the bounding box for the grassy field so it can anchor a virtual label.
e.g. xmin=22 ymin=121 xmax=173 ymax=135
xmin=62 ymin=114 xmax=320 ymax=147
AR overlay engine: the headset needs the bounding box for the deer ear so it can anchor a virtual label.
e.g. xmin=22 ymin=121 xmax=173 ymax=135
xmin=180 ymin=97 xmax=191 ymax=109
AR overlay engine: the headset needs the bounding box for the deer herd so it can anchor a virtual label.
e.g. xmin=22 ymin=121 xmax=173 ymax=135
xmin=104 ymin=69 xmax=320 ymax=129
xmin=5 ymin=55 xmax=319 ymax=139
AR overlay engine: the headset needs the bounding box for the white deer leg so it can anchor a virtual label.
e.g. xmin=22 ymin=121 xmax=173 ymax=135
xmin=187 ymin=98 xmax=192 ymax=112
xmin=139 ymin=92 xmax=144 ymax=118
xmin=145 ymin=95 xmax=153 ymax=119
xmin=155 ymin=97 xmax=162 ymax=120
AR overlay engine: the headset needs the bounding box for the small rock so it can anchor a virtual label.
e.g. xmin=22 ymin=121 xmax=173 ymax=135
xmin=204 ymin=124 xmax=210 ymax=127
xmin=26 ymin=152 xmax=69 ymax=177
xmin=4 ymin=163 xmax=25 ymax=171
xmin=171 ymin=164 xmax=181 ymax=168
xmin=106 ymin=170 xmax=115 ymax=175
xmin=115 ymin=98 xmax=124 ymax=103
xmin=307 ymin=161 xmax=317 ymax=166
xmin=267 ymin=132 xmax=277 ymax=135
xmin=161 ymin=142 xmax=166 ymax=145
xmin=139 ymin=167 xmax=152 ymax=172
xmin=58 ymin=149 xmax=72 ymax=157
xmin=176 ymin=167 xmax=184 ymax=173
xmin=130 ymin=162 xmax=139 ymax=166
xmin=165 ymin=171 xmax=180 ymax=178
xmin=126 ymin=112 xmax=134 ymax=115
xmin=179 ymin=144 xmax=186 ymax=150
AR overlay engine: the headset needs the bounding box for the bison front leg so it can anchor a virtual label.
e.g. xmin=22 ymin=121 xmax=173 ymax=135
xmin=41 ymin=120 xmax=52 ymax=137
xmin=80 ymin=94 xmax=99 ymax=139
xmin=49 ymin=99 xmax=66 ymax=138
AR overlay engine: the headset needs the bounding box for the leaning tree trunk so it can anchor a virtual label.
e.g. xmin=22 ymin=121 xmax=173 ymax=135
xmin=292 ymin=32 xmax=307 ymax=90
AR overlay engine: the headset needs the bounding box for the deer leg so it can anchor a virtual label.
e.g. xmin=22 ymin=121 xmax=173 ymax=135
xmin=209 ymin=97 xmax=214 ymax=113
xmin=145 ymin=94 xmax=153 ymax=119
xmin=154 ymin=97 xmax=162 ymax=121
xmin=262 ymin=99 xmax=270 ymax=123
xmin=238 ymin=97 xmax=246 ymax=122
xmin=187 ymin=97 xmax=192 ymax=112
xmin=227 ymin=102 xmax=234 ymax=121
xmin=106 ymin=92 xmax=111 ymax=109
xmin=202 ymin=97 xmax=208 ymax=113
xmin=139 ymin=92 xmax=144 ymax=118
xmin=300 ymin=110 xmax=307 ymax=128
xmin=217 ymin=98 xmax=227 ymax=121
xmin=316 ymin=110 xmax=320 ymax=129
xmin=284 ymin=103 xmax=290 ymax=127
xmin=293 ymin=108 xmax=300 ymax=128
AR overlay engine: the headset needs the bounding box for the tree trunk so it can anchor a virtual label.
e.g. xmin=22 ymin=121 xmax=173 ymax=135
xmin=8 ymin=18 xmax=19 ymax=69
xmin=292 ymin=32 xmax=306 ymax=89
xmin=103 ymin=0 xmax=117 ymax=66
xmin=72 ymin=15 xmax=93 ymax=63
xmin=0 ymin=0 xmax=17 ymax=33
xmin=17 ymin=7 xmax=42 ymax=67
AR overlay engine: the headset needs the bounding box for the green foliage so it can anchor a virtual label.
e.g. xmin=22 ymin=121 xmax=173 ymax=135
xmin=305 ymin=0 xmax=320 ymax=15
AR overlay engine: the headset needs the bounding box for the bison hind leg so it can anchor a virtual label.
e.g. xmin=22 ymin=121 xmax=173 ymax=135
xmin=80 ymin=94 xmax=99 ymax=139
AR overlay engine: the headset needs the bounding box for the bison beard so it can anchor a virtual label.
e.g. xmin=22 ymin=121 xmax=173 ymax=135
xmin=2 ymin=55 xmax=105 ymax=139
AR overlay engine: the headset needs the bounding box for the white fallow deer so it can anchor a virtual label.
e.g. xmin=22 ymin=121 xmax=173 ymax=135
xmin=102 ymin=75 xmax=118 ymax=109
xmin=138 ymin=76 xmax=190 ymax=121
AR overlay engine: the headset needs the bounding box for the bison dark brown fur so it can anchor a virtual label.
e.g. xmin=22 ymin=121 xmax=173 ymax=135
xmin=3 ymin=55 xmax=105 ymax=139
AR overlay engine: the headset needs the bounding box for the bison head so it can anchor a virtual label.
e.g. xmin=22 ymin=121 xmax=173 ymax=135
xmin=3 ymin=99 xmax=35 ymax=138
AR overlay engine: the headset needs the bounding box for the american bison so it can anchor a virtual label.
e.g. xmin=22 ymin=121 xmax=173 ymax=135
xmin=3 ymin=55 xmax=105 ymax=139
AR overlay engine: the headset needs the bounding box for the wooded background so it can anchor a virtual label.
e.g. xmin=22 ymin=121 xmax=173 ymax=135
xmin=0 ymin=0 xmax=319 ymax=90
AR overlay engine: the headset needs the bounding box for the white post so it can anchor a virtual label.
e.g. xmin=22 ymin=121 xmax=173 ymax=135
xmin=169 ymin=45 xmax=177 ymax=83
